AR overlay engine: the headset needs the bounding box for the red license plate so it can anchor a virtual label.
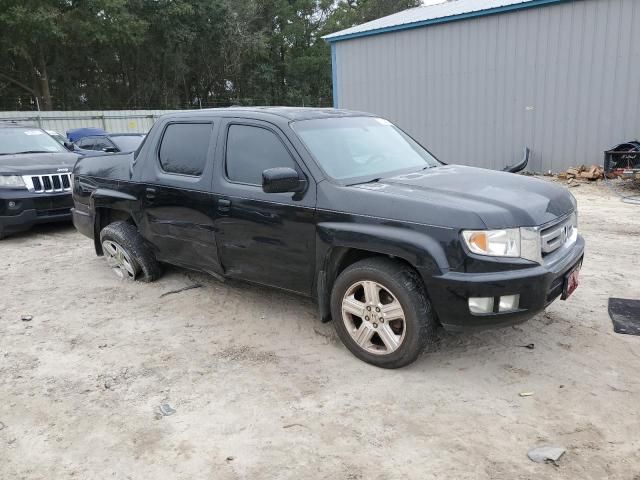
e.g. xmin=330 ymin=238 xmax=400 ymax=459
xmin=561 ymin=264 xmax=581 ymax=300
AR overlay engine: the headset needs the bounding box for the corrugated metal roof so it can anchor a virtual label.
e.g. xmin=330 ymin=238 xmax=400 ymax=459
xmin=323 ymin=0 xmax=566 ymax=42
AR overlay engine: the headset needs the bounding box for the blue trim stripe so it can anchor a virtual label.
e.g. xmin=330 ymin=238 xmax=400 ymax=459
xmin=331 ymin=43 xmax=338 ymax=108
xmin=325 ymin=0 xmax=569 ymax=43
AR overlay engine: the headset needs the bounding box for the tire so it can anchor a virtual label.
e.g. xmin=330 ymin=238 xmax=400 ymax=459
xmin=330 ymin=257 xmax=436 ymax=368
xmin=99 ymin=221 xmax=162 ymax=282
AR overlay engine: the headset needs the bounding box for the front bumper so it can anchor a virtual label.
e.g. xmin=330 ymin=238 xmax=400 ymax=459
xmin=423 ymin=235 xmax=585 ymax=331
xmin=0 ymin=190 xmax=73 ymax=237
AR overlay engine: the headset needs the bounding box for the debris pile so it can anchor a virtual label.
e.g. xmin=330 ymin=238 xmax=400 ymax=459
xmin=557 ymin=165 xmax=605 ymax=182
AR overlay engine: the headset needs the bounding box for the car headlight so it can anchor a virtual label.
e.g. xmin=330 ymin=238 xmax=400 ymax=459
xmin=462 ymin=227 xmax=542 ymax=263
xmin=462 ymin=229 xmax=521 ymax=257
xmin=0 ymin=175 xmax=26 ymax=189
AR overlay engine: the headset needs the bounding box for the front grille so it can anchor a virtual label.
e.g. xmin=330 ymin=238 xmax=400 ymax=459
xmin=22 ymin=173 xmax=72 ymax=193
xmin=540 ymin=214 xmax=576 ymax=257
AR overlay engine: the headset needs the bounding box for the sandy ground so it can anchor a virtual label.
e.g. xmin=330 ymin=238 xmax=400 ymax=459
xmin=1 ymin=180 xmax=639 ymax=479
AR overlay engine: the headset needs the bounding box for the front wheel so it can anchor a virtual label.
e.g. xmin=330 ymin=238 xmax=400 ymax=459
xmin=330 ymin=258 xmax=436 ymax=368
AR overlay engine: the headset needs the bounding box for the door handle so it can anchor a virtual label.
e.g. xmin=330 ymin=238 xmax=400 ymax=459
xmin=145 ymin=187 xmax=156 ymax=200
xmin=218 ymin=198 xmax=231 ymax=213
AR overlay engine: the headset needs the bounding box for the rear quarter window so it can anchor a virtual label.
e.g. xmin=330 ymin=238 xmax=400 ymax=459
xmin=158 ymin=123 xmax=212 ymax=176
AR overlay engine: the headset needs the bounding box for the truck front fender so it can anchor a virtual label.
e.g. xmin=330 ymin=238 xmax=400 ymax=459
xmin=314 ymin=222 xmax=453 ymax=320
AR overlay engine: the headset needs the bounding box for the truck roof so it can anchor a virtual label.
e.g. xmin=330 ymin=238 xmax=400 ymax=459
xmin=163 ymin=107 xmax=375 ymax=122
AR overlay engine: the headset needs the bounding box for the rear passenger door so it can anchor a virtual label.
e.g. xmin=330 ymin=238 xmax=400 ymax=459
xmin=212 ymin=118 xmax=316 ymax=295
xmin=138 ymin=120 xmax=222 ymax=275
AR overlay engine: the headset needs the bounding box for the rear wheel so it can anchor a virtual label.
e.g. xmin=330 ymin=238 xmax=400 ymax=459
xmin=99 ymin=221 xmax=161 ymax=282
xmin=330 ymin=257 xmax=436 ymax=368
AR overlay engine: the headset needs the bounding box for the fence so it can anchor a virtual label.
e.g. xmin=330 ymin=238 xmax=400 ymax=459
xmin=0 ymin=110 xmax=176 ymax=135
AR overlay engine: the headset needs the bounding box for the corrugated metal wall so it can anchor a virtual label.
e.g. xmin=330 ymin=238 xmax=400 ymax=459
xmin=334 ymin=0 xmax=640 ymax=172
xmin=0 ymin=110 xmax=175 ymax=135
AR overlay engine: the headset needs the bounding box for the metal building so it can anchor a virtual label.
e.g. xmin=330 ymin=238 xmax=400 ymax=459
xmin=324 ymin=0 xmax=640 ymax=172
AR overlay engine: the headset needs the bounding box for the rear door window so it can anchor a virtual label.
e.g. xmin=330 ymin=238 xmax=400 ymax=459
xmin=225 ymin=124 xmax=297 ymax=185
xmin=158 ymin=123 xmax=212 ymax=176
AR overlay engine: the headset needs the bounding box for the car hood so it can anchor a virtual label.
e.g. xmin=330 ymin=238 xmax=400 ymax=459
xmin=0 ymin=152 xmax=79 ymax=175
xmin=346 ymin=165 xmax=574 ymax=229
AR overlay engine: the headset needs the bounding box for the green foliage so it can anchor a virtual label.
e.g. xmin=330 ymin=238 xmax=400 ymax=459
xmin=0 ymin=0 xmax=420 ymax=110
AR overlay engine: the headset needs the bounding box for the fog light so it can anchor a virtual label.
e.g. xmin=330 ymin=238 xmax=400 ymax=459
xmin=468 ymin=297 xmax=494 ymax=314
xmin=8 ymin=201 xmax=16 ymax=208
xmin=499 ymin=294 xmax=520 ymax=312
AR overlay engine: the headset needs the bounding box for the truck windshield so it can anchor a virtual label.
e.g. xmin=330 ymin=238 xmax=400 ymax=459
xmin=291 ymin=116 xmax=440 ymax=182
xmin=0 ymin=127 xmax=67 ymax=155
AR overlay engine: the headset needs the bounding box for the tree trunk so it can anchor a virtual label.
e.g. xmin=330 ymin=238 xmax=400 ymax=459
xmin=36 ymin=47 xmax=53 ymax=110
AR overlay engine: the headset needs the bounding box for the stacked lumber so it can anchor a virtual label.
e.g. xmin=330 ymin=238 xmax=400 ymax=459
xmin=557 ymin=165 xmax=604 ymax=181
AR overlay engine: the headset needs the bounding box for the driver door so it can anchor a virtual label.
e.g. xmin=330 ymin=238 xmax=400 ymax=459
xmin=212 ymin=118 xmax=317 ymax=295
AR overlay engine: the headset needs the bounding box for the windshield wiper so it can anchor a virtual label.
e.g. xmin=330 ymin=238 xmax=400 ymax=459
xmin=12 ymin=150 xmax=52 ymax=154
xmin=347 ymin=177 xmax=381 ymax=186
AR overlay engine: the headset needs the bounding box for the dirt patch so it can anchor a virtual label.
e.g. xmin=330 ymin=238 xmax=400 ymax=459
xmin=1 ymin=181 xmax=639 ymax=479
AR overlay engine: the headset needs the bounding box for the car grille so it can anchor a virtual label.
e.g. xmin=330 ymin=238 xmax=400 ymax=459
xmin=22 ymin=173 xmax=72 ymax=193
xmin=540 ymin=214 xmax=577 ymax=257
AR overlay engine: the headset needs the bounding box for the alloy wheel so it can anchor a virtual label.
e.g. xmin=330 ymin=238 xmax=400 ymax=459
xmin=341 ymin=280 xmax=406 ymax=355
xmin=102 ymin=240 xmax=136 ymax=280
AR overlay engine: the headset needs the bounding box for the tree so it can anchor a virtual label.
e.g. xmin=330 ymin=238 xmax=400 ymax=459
xmin=0 ymin=0 xmax=416 ymax=110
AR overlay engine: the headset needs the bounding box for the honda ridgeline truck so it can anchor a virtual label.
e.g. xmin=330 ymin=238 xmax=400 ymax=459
xmin=71 ymin=108 xmax=584 ymax=368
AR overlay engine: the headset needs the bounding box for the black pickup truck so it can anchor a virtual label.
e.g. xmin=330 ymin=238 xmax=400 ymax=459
xmin=72 ymin=107 xmax=584 ymax=368
xmin=0 ymin=124 xmax=77 ymax=239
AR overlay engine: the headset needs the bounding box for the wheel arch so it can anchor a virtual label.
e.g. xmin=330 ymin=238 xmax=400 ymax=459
xmin=90 ymin=188 xmax=138 ymax=256
xmin=315 ymin=222 xmax=449 ymax=321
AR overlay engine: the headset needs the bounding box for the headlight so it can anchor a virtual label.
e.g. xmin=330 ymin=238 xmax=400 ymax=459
xmin=462 ymin=228 xmax=520 ymax=257
xmin=462 ymin=227 xmax=542 ymax=263
xmin=0 ymin=175 xmax=26 ymax=189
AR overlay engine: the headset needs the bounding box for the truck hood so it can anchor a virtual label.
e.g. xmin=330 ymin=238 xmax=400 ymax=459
xmin=350 ymin=165 xmax=574 ymax=229
xmin=0 ymin=152 xmax=79 ymax=175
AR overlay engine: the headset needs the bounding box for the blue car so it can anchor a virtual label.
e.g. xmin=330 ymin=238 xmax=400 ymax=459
xmin=67 ymin=127 xmax=108 ymax=143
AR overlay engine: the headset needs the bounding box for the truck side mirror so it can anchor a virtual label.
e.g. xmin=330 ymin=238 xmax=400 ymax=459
xmin=64 ymin=141 xmax=76 ymax=151
xmin=262 ymin=167 xmax=305 ymax=193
